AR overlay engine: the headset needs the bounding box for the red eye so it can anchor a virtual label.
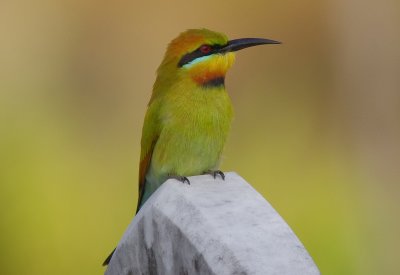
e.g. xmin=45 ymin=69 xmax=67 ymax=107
xmin=199 ymin=45 xmax=212 ymax=54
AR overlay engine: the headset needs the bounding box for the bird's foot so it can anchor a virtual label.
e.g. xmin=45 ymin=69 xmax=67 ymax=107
xmin=204 ymin=170 xmax=225 ymax=180
xmin=168 ymin=174 xmax=190 ymax=185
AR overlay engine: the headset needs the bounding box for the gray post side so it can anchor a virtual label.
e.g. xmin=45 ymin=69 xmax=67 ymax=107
xmin=105 ymin=172 xmax=320 ymax=275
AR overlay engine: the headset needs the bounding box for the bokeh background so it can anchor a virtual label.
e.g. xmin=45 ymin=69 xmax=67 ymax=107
xmin=1 ymin=0 xmax=399 ymax=274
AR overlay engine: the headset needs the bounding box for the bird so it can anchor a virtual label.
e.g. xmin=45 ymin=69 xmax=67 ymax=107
xmin=103 ymin=28 xmax=280 ymax=266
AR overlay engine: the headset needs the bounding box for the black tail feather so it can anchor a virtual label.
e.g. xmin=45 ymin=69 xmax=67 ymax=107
xmin=102 ymin=248 xmax=116 ymax=266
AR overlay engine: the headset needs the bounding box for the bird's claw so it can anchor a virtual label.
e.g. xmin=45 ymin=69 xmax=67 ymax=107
xmin=169 ymin=175 xmax=190 ymax=185
xmin=204 ymin=170 xmax=225 ymax=180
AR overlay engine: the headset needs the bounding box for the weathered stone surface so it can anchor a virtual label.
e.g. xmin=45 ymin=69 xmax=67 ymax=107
xmin=105 ymin=172 xmax=320 ymax=275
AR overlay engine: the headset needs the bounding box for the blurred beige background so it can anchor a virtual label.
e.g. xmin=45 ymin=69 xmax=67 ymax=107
xmin=1 ymin=0 xmax=399 ymax=274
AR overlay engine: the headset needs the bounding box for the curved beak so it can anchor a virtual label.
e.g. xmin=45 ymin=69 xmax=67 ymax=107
xmin=219 ymin=38 xmax=281 ymax=53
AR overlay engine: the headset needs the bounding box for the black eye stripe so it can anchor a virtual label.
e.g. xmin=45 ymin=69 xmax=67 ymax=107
xmin=178 ymin=44 xmax=224 ymax=67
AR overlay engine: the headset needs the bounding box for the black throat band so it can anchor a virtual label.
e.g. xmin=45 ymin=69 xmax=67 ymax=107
xmin=202 ymin=77 xmax=225 ymax=88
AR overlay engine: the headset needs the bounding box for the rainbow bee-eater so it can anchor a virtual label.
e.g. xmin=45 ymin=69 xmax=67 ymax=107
xmin=103 ymin=28 xmax=279 ymax=266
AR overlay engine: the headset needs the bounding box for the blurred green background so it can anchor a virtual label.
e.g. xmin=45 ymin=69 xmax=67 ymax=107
xmin=1 ymin=0 xmax=399 ymax=274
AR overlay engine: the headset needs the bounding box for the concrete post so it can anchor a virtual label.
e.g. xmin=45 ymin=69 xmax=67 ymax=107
xmin=105 ymin=172 xmax=319 ymax=275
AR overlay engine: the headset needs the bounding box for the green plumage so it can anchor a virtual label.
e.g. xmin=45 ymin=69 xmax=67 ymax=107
xmin=140 ymin=80 xmax=233 ymax=207
xmin=136 ymin=29 xmax=236 ymax=210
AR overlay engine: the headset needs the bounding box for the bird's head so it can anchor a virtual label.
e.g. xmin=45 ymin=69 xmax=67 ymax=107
xmin=155 ymin=29 xmax=280 ymax=89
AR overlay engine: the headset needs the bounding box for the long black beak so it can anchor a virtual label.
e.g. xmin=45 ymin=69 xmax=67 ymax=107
xmin=220 ymin=38 xmax=281 ymax=53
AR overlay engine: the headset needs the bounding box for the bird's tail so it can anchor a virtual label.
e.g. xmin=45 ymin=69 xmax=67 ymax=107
xmin=102 ymin=248 xmax=116 ymax=266
xmin=103 ymin=179 xmax=149 ymax=266
xmin=102 ymin=196 xmax=142 ymax=266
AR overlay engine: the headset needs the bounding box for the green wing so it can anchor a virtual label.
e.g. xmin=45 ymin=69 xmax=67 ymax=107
xmin=136 ymin=101 xmax=160 ymax=213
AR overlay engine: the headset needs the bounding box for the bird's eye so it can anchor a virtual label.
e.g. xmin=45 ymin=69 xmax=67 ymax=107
xmin=199 ymin=45 xmax=212 ymax=54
